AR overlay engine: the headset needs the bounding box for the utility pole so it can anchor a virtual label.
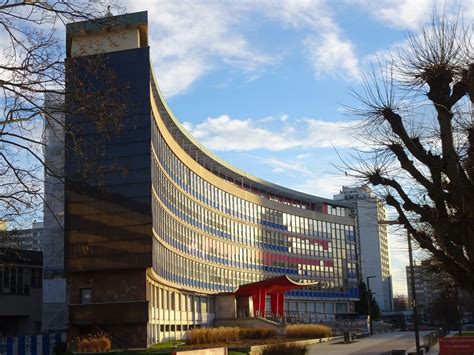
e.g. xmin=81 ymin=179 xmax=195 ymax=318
xmin=455 ymin=284 xmax=462 ymax=336
xmin=407 ymin=231 xmax=421 ymax=354
xmin=367 ymin=275 xmax=376 ymax=335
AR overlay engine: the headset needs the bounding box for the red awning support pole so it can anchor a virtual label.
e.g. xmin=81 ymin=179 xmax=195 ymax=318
xmin=270 ymin=292 xmax=285 ymax=317
xmin=259 ymin=289 xmax=266 ymax=317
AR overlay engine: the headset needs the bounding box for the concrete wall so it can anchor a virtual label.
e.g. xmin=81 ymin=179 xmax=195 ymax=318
xmin=0 ymin=289 xmax=42 ymax=335
xmin=215 ymin=295 xmax=236 ymax=319
xmin=71 ymin=28 xmax=140 ymax=57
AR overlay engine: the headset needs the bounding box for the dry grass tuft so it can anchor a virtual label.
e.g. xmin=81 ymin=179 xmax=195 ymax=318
xmin=262 ymin=343 xmax=307 ymax=355
xmin=285 ymin=324 xmax=332 ymax=339
xmin=75 ymin=333 xmax=112 ymax=352
xmin=186 ymin=327 xmax=240 ymax=344
xmin=239 ymin=328 xmax=277 ymax=340
xmin=97 ymin=336 xmax=112 ymax=352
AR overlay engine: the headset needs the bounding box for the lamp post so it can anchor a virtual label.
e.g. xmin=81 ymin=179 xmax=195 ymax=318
xmin=407 ymin=231 xmax=421 ymax=355
xmin=366 ymin=275 xmax=376 ymax=335
xmin=379 ymin=220 xmax=422 ymax=353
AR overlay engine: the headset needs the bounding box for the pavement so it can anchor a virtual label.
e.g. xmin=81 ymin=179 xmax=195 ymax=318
xmin=306 ymin=331 xmax=433 ymax=355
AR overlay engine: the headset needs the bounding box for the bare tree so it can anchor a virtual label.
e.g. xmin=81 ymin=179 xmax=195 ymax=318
xmin=0 ymin=0 xmax=125 ymax=230
xmin=345 ymin=14 xmax=474 ymax=293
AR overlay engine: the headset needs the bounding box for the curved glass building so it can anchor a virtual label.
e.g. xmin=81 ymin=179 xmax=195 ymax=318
xmin=62 ymin=11 xmax=359 ymax=347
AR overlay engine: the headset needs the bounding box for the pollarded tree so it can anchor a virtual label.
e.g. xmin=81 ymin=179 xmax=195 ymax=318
xmin=346 ymin=14 xmax=474 ymax=293
xmin=0 ymin=0 xmax=126 ymax=230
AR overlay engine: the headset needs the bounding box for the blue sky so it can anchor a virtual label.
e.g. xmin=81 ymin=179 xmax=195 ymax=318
xmin=123 ymin=0 xmax=470 ymax=295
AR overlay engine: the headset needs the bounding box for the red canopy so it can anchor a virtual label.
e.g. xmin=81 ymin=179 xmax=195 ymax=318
xmin=232 ymin=275 xmax=317 ymax=317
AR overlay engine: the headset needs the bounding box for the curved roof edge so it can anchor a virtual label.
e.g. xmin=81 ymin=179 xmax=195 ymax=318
xmin=232 ymin=275 xmax=318 ymax=296
xmin=150 ymin=67 xmax=351 ymax=208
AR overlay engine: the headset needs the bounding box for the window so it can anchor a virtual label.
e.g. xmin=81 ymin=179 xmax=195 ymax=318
xmin=81 ymin=288 xmax=92 ymax=304
xmin=335 ymin=303 xmax=348 ymax=314
xmin=31 ymin=267 xmax=42 ymax=288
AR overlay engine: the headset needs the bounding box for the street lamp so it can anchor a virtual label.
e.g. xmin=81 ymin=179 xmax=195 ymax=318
xmin=379 ymin=220 xmax=422 ymax=354
xmin=407 ymin=231 xmax=421 ymax=355
xmin=366 ymin=275 xmax=376 ymax=335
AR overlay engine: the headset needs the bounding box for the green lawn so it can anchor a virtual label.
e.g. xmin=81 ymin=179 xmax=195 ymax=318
xmin=148 ymin=340 xmax=186 ymax=350
xmin=459 ymin=331 xmax=474 ymax=337
xmin=103 ymin=341 xmax=185 ymax=355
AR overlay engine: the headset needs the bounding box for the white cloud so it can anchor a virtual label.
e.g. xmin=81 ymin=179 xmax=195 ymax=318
xmin=296 ymin=153 xmax=310 ymax=160
xmin=184 ymin=115 xmax=298 ymax=151
xmin=357 ymin=0 xmax=472 ymax=30
xmin=122 ymin=0 xmax=364 ymax=96
xmin=183 ymin=114 xmax=362 ymax=152
xmin=262 ymin=157 xmax=311 ymax=175
xmin=258 ymin=0 xmax=362 ymax=82
xmin=124 ymin=1 xmax=271 ymax=97
xmin=292 ymin=173 xmax=355 ymax=199
xmin=305 ymin=33 xmax=361 ymax=81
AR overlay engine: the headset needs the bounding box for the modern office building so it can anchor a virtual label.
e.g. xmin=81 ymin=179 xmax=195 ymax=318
xmin=60 ymin=12 xmax=359 ymax=347
xmin=334 ymin=186 xmax=393 ymax=312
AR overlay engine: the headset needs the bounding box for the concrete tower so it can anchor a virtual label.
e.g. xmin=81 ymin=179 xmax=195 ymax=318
xmin=334 ymin=186 xmax=393 ymax=312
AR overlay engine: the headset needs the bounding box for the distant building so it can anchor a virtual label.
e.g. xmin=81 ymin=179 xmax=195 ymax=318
xmin=0 ymin=222 xmax=43 ymax=252
xmin=0 ymin=248 xmax=43 ymax=336
xmin=42 ymin=92 xmax=67 ymax=334
xmin=393 ymin=294 xmax=409 ymax=312
xmin=406 ymin=260 xmax=473 ymax=323
xmin=334 ymin=186 xmax=393 ymax=312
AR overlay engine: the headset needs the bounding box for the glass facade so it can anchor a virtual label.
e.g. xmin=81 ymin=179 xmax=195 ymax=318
xmin=65 ymin=47 xmax=152 ymax=272
xmin=148 ymin=69 xmax=359 ymax=342
xmin=63 ymin=11 xmax=360 ymax=345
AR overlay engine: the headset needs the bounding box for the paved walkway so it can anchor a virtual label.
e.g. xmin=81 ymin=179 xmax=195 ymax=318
xmin=307 ymin=331 xmax=432 ymax=355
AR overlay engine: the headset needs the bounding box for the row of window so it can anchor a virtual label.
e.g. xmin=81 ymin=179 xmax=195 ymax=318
xmin=153 ymin=238 xmax=357 ymax=294
xmin=151 ymin=123 xmax=354 ymax=238
xmin=152 ymin=150 xmax=356 ymax=258
xmin=0 ymin=265 xmax=42 ymax=295
xmin=154 ymin=201 xmax=345 ymax=280
xmin=148 ymin=282 xmax=214 ymax=314
xmin=147 ymin=281 xmax=349 ymax=317
xmin=151 ymin=109 xmax=359 ymax=295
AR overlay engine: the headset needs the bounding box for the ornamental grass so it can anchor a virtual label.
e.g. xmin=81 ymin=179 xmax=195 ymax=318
xmin=239 ymin=328 xmax=277 ymax=339
xmin=186 ymin=327 xmax=240 ymax=344
xmin=285 ymin=324 xmax=332 ymax=339
xmin=262 ymin=343 xmax=307 ymax=355
xmin=76 ymin=333 xmax=112 ymax=352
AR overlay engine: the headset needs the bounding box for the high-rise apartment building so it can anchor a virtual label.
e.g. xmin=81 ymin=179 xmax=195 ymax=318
xmin=334 ymin=186 xmax=393 ymax=312
xmin=0 ymin=222 xmax=43 ymax=252
xmin=53 ymin=12 xmax=360 ymax=347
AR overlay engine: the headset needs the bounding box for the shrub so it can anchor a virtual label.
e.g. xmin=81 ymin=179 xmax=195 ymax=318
xmin=76 ymin=333 xmax=112 ymax=352
xmin=89 ymin=338 xmax=100 ymax=352
xmin=285 ymin=324 xmax=332 ymax=339
xmin=186 ymin=327 xmax=240 ymax=344
xmin=97 ymin=336 xmax=112 ymax=352
xmin=77 ymin=339 xmax=91 ymax=353
xmin=239 ymin=328 xmax=277 ymax=340
xmin=262 ymin=343 xmax=306 ymax=355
